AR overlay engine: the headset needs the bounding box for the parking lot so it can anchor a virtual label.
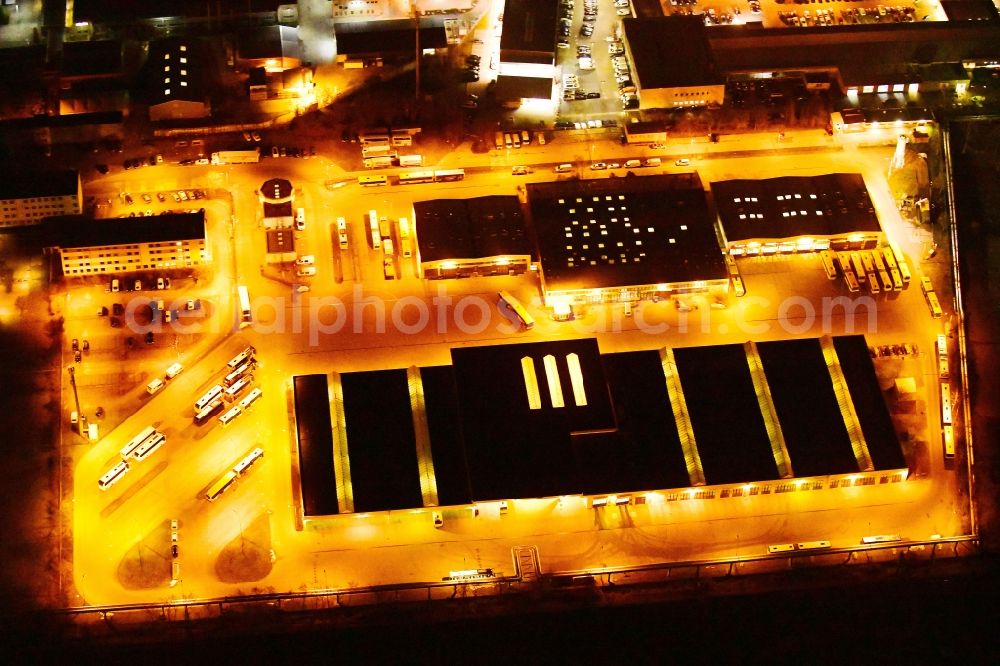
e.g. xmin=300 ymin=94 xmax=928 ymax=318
xmin=660 ymin=0 xmax=947 ymax=26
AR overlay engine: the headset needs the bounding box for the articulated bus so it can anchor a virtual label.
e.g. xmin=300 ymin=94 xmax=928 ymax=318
xmin=941 ymin=383 xmax=953 ymax=426
xmin=233 ymin=447 xmax=265 ymax=476
xmin=224 ymin=360 xmax=255 ymax=387
xmin=227 ymin=345 xmax=256 ymax=369
xmin=99 ymin=461 xmax=130 ymax=490
xmin=224 ymin=375 xmax=253 ymax=401
xmin=120 ymin=425 xmax=156 ymax=459
xmin=133 ymin=432 xmax=166 ymax=462
xmin=397 ymin=170 xmax=435 ymax=185
xmin=433 ymin=169 xmax=465 ymax=182
xmin=937 ymin=334 xmax=950 ymax=379
xmin=819 ymin=250 xmax=838 ymax=280
xmin=238 ymin=285 xmax=252 ymax=325
xmin=205 ymin=470 xmax=238 ymax=501
xmin=849 ymin=253 xmax=866 ymax=283
xmin=358 ymin=174 xmax=388 ymax=187
xmin=194 ymin=384 xmax=224 ymax=412
xmin=194 ymin=399 xmax=224 ymax=425
xmin=498 ymin=290 xmax=535 ymax=329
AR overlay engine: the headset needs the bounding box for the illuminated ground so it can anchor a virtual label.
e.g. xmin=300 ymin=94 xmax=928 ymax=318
xmin=67 ymin=131 xmax=967 ymax=607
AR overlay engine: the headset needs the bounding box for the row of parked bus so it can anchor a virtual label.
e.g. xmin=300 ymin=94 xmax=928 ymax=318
xmin=99 ymin=424 xmax=168 ymax=489
xmin=193 ymin=346 xmax=261 ymax=426
xmin=205 ymin=447 xmax=265 ymax=501
xmin=819 ymin=246 xmax=911 ymax=296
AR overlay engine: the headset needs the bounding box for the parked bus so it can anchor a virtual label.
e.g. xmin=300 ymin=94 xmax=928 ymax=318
xmin=238 ymin=387 xmax=263 ymax=411
xmin=498 ymin=290 xmax=535 ymax=329
xmin=238 ymin=285 xmax=252 ymax=325
xmin=205 ymin=470 xmax=238 ymax=501
xmin=227 ymin=345 xmax=255 ymax=369
xmin=121 ymin=425 xmax=156 ymax=460
xmin=942 ymin=424 xmax=955 ymax=458
xmin=843 ymin=269 xmax=860 ymax=293
xmin=820 ymin=250 xmax=838 ymax=280
xmin=224 ymin=360 xmax=255 ymax=387
xmin=133 ymin=432 xmax=166 ymax=462
xmin=849 ymin=253 xmax=866 ymax=283
xmin=233 ymin=447 xmax=265 ymax=476
xmin=219 ymin=405 xmax=242 ymax=427
xmin=937 ymin=334 xmax=950 ymax=379
xmin=433 ymin=169 xmax=465 ymax=182
xmin=99 ymin=460 xmax=130 ymax=490
xmin=862 ymin=534 xmax=902 ymax=544
xmin=889 ymin=268 xmax=903 ymax=291
xmin=358 ymin=174 xmax=388 ymax=187
xmin=368 ymin=209 xmax=381 ymax=250
xmin=194 ymin=384 xmax=224 ymax=412
xmin=224 ymin=375 xmax=253 ymax=401
xmin=194 ymin=398 xmax=224 ymax=425
xmin=397 ymin=170 xmax=435 ymax=185
xmin=399 ymin=154 xmax=423 ymax=167
xmin=940 ymin=382 xmax=953 ymax=426
xmin=359 ymin=133 xmax=390 ymax=146
xmin=897 ymin=256 xmax=911 ymax=285
xmin=926 ymin=290 xmax=943 ymax=319
xmin=877 ymin=269 xmax=893 ymax=293
xmin=920 ymin=276 xmax=934 ymax=296
xmin=867 ymin=272 xmax=880 ymax=295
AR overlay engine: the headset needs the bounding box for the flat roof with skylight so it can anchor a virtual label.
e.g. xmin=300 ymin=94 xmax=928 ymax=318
xmin=527 ymin=174 xmax=728 ymax=299
xmin=711 ymin=173 xmax=882 ymax=248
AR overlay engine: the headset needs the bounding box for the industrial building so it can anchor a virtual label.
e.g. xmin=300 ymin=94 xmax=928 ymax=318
xmin=147 ymin=39 xmax=210 ymax=122
xmin=290 ymin=335 xmax=907 ymax=517
xmin=0 ymin=169 xmax=82 ymax=228
xmin=45 ymin=211 xmax=208 ymax=277
xmin=711 ymin=173 xmax=883 ymax=256
xmin=526 ymin=173 xmax=728 ymax=306
xmin=621 ymin=16 xmax=726 ymax=109
xmin=236 ymin=26 xmax=302 ymax=72
xmin=495 ymin=0 xmax=559 ymax=105
xmin=413 ymin=196 xmax=532 ymax=279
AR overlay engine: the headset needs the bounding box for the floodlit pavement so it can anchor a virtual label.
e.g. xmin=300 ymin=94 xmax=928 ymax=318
xmin=71 ymin=132 xmax=968 ymax=606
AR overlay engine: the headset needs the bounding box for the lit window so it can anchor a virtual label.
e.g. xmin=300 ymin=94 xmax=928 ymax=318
xmin=680 ymin=225 xmax=687 ymax=230
xmin=734 ymin=197 xmax=741 ymax=203
xmin=647 ymin=227 xmax=654 ymax=233
xmin=810 ymin=194 xmax=817 ymax=199
xmin=668 ymin=238 xmax=675 ymax=244
xmin=777 ymin=195 xmax=784 ymax=201
xmin=739 ymin=214 xmax=746 ymax=220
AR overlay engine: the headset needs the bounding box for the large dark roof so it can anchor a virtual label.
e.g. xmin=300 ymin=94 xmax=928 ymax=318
xmin=0 ymin=112 xmax=123 ymax=131
xmin=341 ymin=370 xmax=423 ymax=512
xmin=578 ymin=351 xmax=691 ymax=494
xmin=0 ymin=169 xmax=79 ymax=201
xmin=622 ymin=16 xmax=722 ymax=89
xmin=708 ymin=23 xmax=1000 ymax=85
xmin=334 ymin=20 xmax=447 ymax=55
xmin=293 ymin=375 xmax=339 ymax=517
xmin=757 ymin=339 xmax=859 ymax=477
xmin=711 ymin=173 xmax=881 ymax=243
xmin=673 ymin=343 xmax=780 ymax=485
xmin=72 ymin=0 xmax=282 ymax=21
xmin=832 ymin=335 xmax=906 ymax=471
xmin=43 ymin=211 xmax=204 ymax=249
xmin=420 ymin=366 xmax=472 ymax=506
xmin=499 ymin=0 xmax=558 ymax=62
xmin=414 ymin=195 xmax=531 ymax=263
xmin=147 ymin=38 xmax=207 ymax=104
xmin=494 ymin=75 xmax=553 ymax=101
xmin=527 ymin=174 xmax=727 ymax=292
xmin=237 ymin=25 xmax=301 ymax=61
xmin=261 ymin=178 xmax=293 ymax=201
xmin=60 ymin=41 xmax=123 ymax=78
xmin=263 ymin=201 xmax=293 ymax=219
xmin=451 ymin=339 xmax=615 ymax=501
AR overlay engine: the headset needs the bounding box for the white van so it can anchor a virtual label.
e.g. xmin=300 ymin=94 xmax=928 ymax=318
xmin=296 ymin=266 xmax=317 ymax=277
xmin=624 ymin=159 xmax=642 ymax=168
xmin=165 ymin=362 xmax=183 ymax=379
xmin=296 ymin=255 xmax=315 ymax=265
xmin=146 ymin=378 xmax=165 ymax=395
xmin=555 ymin=163 xmax=573 ymax=173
